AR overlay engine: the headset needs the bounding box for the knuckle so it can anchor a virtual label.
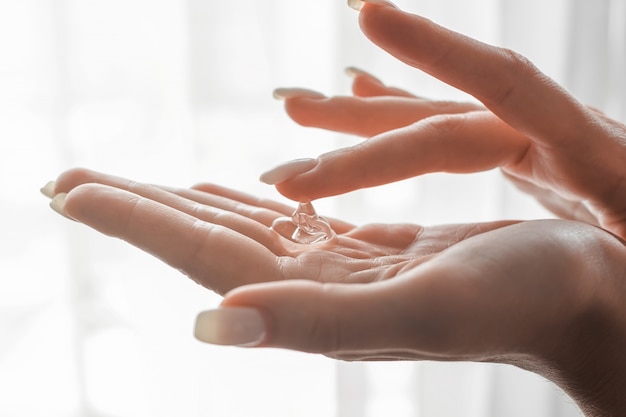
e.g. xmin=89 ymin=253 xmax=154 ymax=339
xmin=307 ymin=314 xmax=342 ymax=353
xmin=480 ymin=48 xmax=540 ymax=107
xmin=500 ymin=47 xmax=534 ymax=70
xmin=419 ymin=113 xmax=470 ymax=147
xmin=412 ymin=113 xmax=471 ymax=170
xmin=305 ymin=284 xmax=345 ymax=353
xmin=424 ymin=113 xmax=469 ymax=136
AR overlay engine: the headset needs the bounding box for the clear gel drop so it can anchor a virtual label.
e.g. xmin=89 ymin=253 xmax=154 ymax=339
xmin=271 ymin=201 xmax=336 ymax=244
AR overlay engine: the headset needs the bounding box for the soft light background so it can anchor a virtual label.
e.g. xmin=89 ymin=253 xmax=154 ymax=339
xmin=1 ymin=0 xmax=624 ymax=416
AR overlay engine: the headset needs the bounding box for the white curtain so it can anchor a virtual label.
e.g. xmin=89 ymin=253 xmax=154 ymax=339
xmin=1 ymin=0 xmax=623 ymax=415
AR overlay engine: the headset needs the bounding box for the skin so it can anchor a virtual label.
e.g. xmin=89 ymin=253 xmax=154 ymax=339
xmin=43 ymin=3 xmax=626 ymax=416
xmin=47 ymin=168 xmax=626 ymax=416
xmin=273 ymin=2 xmax=626 ymax=241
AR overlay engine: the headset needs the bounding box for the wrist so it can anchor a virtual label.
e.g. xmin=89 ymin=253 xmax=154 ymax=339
xmin=537 ymin=229 xmax=626 ymax=416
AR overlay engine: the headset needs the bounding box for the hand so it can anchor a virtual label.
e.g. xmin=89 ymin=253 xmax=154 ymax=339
xmin=45 ymin=168 xmax=626 ymax=415
xmin=264 ymin=2 xmax=626 ymax=240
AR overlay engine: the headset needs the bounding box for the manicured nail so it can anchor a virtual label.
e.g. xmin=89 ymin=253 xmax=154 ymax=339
xmin=40 ymin=181 xmax=56 ymax=198
xmin=259 ymin=158 xmax=318 ymax=185
xmin=347 ymin=0 xmax=397 ymax=12
xmin=273 ymin=88 xmax=326 ymax=101
xmin=194 ymin=308 xmax=266 ymax=347
xmin=344 ymin=66 xmax=382 ymax=82
xmin=49 ymin=192 xmax=74 ymax=221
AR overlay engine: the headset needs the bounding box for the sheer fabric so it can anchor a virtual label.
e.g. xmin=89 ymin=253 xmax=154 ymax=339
xmin=1 ymin=0 xmax=622 ymax=415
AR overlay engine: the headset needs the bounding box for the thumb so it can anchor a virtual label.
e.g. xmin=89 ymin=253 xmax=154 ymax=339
xmin=193 ymin=280 xmax=424 ymax=358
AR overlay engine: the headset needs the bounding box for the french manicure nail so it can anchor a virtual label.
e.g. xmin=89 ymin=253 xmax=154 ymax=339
xmin=273 ymin=88 xmax=326 ymax=101
xmin=194 ymin=308 xmax=266 ymax=347
xmin=259 ymin=158 xmax=318 ymax=185
xmin=40 ymin=181 xmax=56 ymax=198
xmin=347 ymin=0 xmax=397 ymax=12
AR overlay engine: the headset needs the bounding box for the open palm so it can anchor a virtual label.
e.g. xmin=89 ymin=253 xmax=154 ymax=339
xmin=45 ymin=168 xmax=626 ymax=414
xmin=48 ymin=169 xmax=514 ymax=293
xmin=46 ymin=169 xmax=623 ymax=365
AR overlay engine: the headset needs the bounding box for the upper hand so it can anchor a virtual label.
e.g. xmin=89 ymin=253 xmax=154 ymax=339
xmin=266 ymin=2 xmax=626 ymax=240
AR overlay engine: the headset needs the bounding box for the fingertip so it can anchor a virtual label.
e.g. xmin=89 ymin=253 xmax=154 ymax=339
xmin=53 ymin=183 xmax=114 ymax=222
xmin=217 ymin=280 xmax=347 ymax=353
xmin=271 ymin=150 xmax=367 ymax=201
xmin=358 ymin=0 xmax=403 ymax=36
xmin=349 ymin=70 xmax=386 ymax=97
xmin=53 ymin=167 xmax=101 ymax=194
xmin=273 ymin=181 xmax=319 ymax=203
xmin=281 ymin=95 xmax=331 ymax=129
xmin=259 ymin=158 xmax=318 ymax=186
xmin=345 ymin=66 xmax=381 ymax=82
xmin=357 ymin=4 xmax=442 ymax=71
xmin=60 ymin=183 xmax=127 ymax=226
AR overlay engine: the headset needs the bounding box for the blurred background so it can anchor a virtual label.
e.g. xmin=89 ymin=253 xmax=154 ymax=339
xmin=1 ymin=0 xmax=624 ymax=416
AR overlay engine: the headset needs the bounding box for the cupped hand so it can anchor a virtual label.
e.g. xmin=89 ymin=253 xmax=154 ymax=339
xmin=266 ymin=2 xmax=626 ymax=240
xmin=45 ymin=168 xmax=626 ymax=415
xmin=45 ymin=168 xmax=518 ymax=296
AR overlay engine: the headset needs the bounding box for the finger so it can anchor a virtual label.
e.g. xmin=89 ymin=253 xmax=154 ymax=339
xmin=190 ymin=182 xmax=296 ymax=218
xmin=345 ymin=66 xmax=418 ymax=98
xmin=165 ymin=186 xmax=286 ymax=228
xmin=192 ymin=269 xmax=521 ymax=359
xmin=60 ymin=183 xmax=281 ymax=294
xmin=53 ymin=167 xmax=349 ymax=237
xmin=52 ymin=168 xmax=355 ymax=241
xmin=53 ymin=168 xmax=286 ymax=227
xmin=358 ymin=3 xmax=593 ymax=147
xmin=52 ymin=168 xmax=296 ymax=253
xmin=501 ymin=171 xmax=599 ymax=225
xmin=195 ymin=279 xmax=438 ymax=356
xmin=267 ymin=111 xmax=528 ymax=201
xmin=281 ymin=93 xmax=482 ymax=138
xmin=190 ymin=182 xmax=355 ymax=234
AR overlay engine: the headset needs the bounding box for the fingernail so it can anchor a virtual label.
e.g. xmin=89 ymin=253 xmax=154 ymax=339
xmin=194 ymin=308 xmax=266 ymax=347
xmin=344 ymin=66 xmax=382 ymax=82
xmin=40 ymin=181 xmax=56 ymax=198
xmin=347 ymin=0 xmax=397 ymax=12
xmin=49 ymin=192 xmax=74 ymax=220
xmin=273 ymin=88 xmax=326 ymax=101
xmin=259 ymin=158 xmax=318 ymax=185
